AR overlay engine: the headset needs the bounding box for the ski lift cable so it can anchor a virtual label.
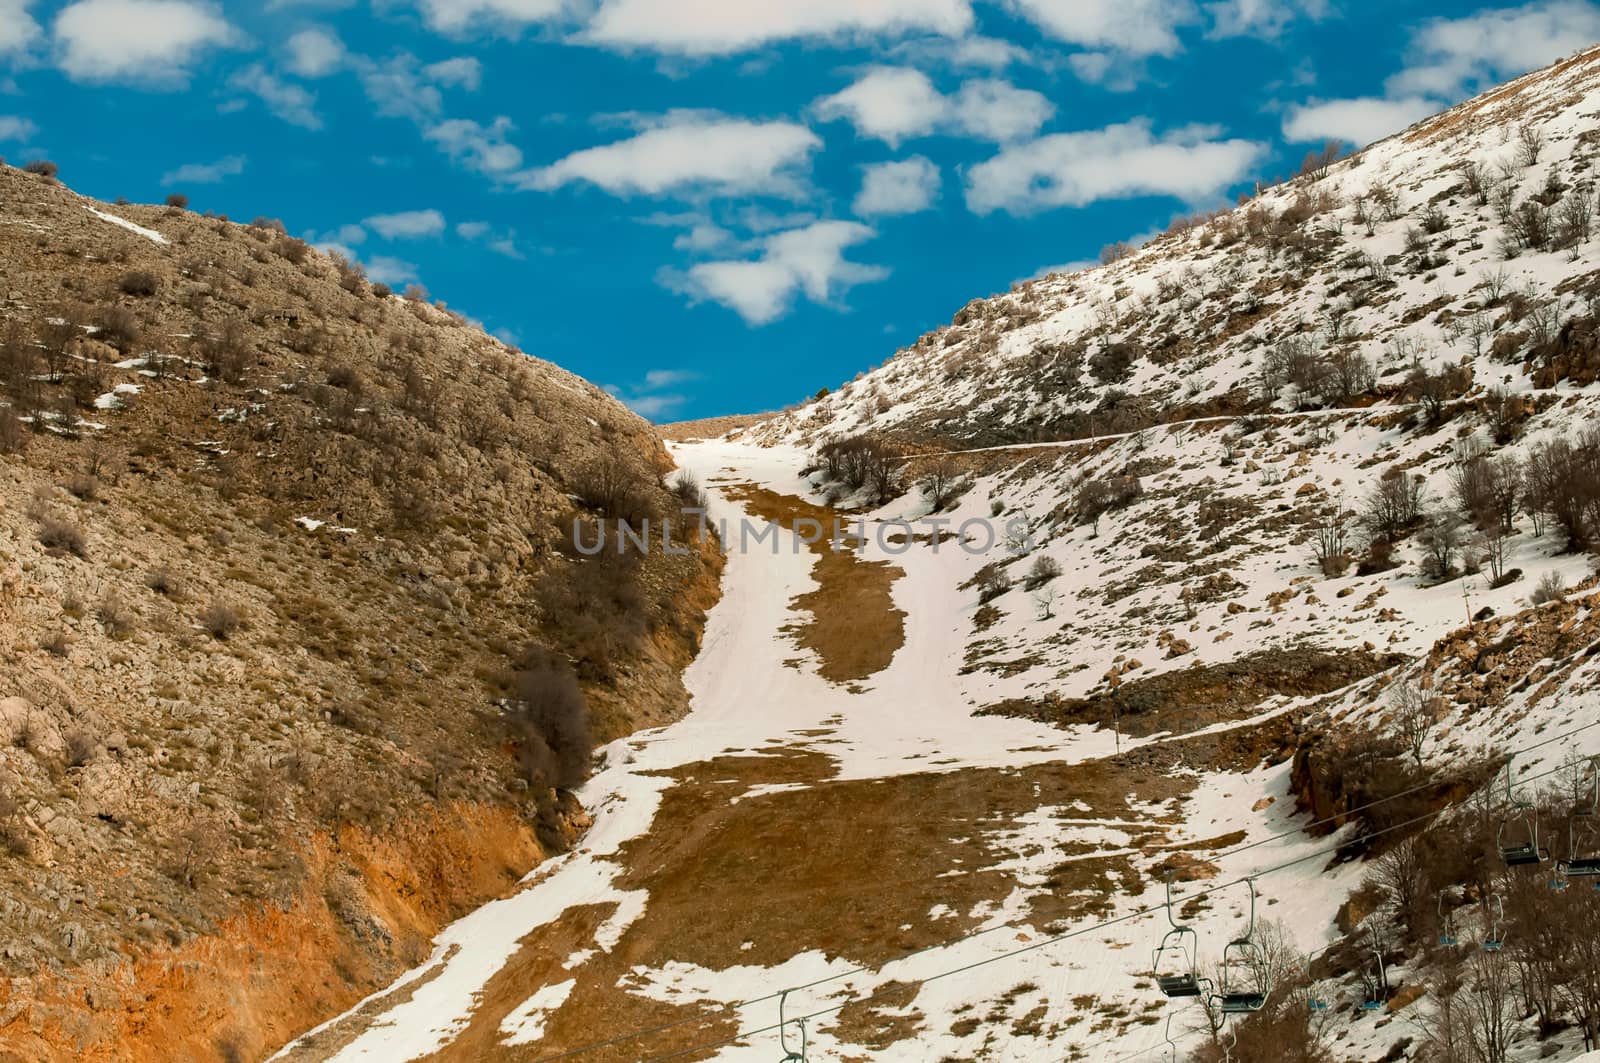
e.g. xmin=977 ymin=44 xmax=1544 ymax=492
xmin=531 ymin=729 xmax=1600 ymax=1063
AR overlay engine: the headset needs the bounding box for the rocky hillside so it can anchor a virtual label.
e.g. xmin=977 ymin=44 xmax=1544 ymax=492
xmin=749 ymin=45 xmax=1600 ymax=452
xmin=0 ymin=164 xmax=717 ymax=1061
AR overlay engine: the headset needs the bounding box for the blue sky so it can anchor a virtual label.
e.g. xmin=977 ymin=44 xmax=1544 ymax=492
xmin=3 ymin=0 xmax=1599 ymax=420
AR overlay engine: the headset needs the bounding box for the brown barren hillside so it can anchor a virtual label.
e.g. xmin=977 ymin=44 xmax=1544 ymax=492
xmin=0 ymin=163 xmax=719 ymax=1061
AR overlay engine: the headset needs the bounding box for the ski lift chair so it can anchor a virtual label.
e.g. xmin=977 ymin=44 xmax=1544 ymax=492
xmin=1437 ymin=890 xmax=1458 ymax=947
xmin=1497 ymin=756 xmax=1549 ymax=867
xmin=1558 ymin=759 xmax=1600 ymax=882
xmin=778 ymin=990 xmax=807 ymax=1062
xmin=1211 ymin=879 xmax=1268 ymax=1014
xmin=1482 ymin=895 xmax=1506 ymax=952
xmin=1152 ymin=874 xmax=1208 ymax=999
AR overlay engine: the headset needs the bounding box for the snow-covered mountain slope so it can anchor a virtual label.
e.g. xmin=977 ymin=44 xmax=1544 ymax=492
xmin=746 ymin=45 xmax=1600 ymax=451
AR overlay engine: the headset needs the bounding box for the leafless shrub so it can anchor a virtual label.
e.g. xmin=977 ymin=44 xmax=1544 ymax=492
xmin=94 ymin=305 xmax=141 ymax=354
xmin=96 ymin=595 xmax=136 ymax=639
xmin=40 ymin=631 xmax=70 ymax=657
xmin=23 ymin=159 xmax=58 ymax=178
xmin=146 ymin=567 xmax=183 ymax=597
xmin=201 ymin=600 xmax=241 ymax=639
xmin=1023 ymin=554 xmax=1062 ymax=590
xmin=509 ymin=648 xmax=593 ymax=791
xmin=37 ymin=516 xmax=87 ymax=558
xmin=1531 ymin=571 xmax=1567 ymax=605
xmin=1363 ymin=468 xmax=1427 ymax=543
xmin=117 ymin=270 xmax=160 ymax=297
xmin=1516 ymin=123 xmax=1546 ymax=167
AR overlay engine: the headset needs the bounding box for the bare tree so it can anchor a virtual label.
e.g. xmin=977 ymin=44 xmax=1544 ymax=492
xmin=1389 ymin=678 xmax=1434 ymax=768
xmin=918 ymin=457 xmax=961 ymax=511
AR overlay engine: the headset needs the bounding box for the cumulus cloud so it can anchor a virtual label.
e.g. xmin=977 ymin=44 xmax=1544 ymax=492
xmin=522 ymin=112 xmax=821 ymax=199
xmin=423 ymin=55 xmax=482 ymax=88
xmin=813 ymin=67 xmax=946 ymax=147
xmin=285 ymin=27 xmax=344 ymax=78
xmin=854 ymin=156 xmax=941 ymax=216
xmin=365 ymin=255 xmax=420 ymax=286
xmin=1386 ymin=0 xmax=1600 ymax=99
xmin=53 ymin=0 xmax=238 ymax=85
xmin=582 ymin=0 xmax=973 ymax=56
xmin=231 ymin=64 xmax=321 ymax=129
xmin=1205 ymin=0 xmax=1328 ymax=39
xmin=364 ymin=209 xmax=447 ymax=239
xmin=425 ymin=116 xmax=524 ymax=174
xmin=359 ymin=54 xmax=445 ymax=122
xmin=160 ymin=154 xmax=246 ymax=185
xmin=814 ymin=67 xmax=1054 ymax=146
xmin=1281 ymin=95 xmax=1438 ymax=146
xmin=0 ymin=0 xmax=41 ymax=56
xmin=665 ymin=220 xmax=888 ymax=325
xmin=411 ymin=0 xmax=566 ymax=33
xmin=1003 ymin=0 xmax=1196 ymax=57
xmin=889 ymin=33 xmax=1034 ymax=70
xmin=965 ymin=119 xmax=1263 ymax=215
xmin=0 ymin=116 xmax=38 ymax=141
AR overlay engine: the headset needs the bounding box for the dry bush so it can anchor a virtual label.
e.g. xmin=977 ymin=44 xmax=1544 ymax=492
xmin=146 ymin=566 xmax=183 ymax=597
xmin=37 ymin=516 xmax=87 ymax=558
xmin=1023 ymin=554 xmax=1062 ymax=590
xmin=0 ymin=408 xmax=26 ymax=455
xmin=23 ymin=159 xmax=58 ymax=178
xmin=117 ymin=271 xmax=160 ymax=297
xmin=40 ymin=630 xmax=70 ymax=657
xmin=64 ymin=727 xmax=97 ymax=768
xmin=509 ymin=647 xmax=594 ymax=791
xmin=201 ymin=600 xmax=242 ymax=639
xmin=64 ymin=473 xmax=98 ymax=501
xmin=0 ymin=791 xmax=30 ymax=858
xmin=165 ymin=193 xmax=189 ymax=209
xmin=96 ymin=595 xmax=136 ymax=639
xmin=94 ymin=305 xmax=141 ymax=353
xmin=1531 ymin=571 xmax=1567 ymax=605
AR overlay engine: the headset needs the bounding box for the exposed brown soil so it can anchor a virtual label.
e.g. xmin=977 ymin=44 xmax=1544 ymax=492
xmin=980 ymin=647 xmax=1407 ymax=739
xmin=0 ymin=802 xmax=549 ymax=1063
xmin=350 ymin=745 xmax=1197 ymax=1062
xmin=720 ymin=483 xmax=907 ymax=684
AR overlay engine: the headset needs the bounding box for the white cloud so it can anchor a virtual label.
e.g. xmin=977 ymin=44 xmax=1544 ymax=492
xmin=854 ymin=156 xmax=941 ymax=216
xmin=365 ymin=255 xmax=420 ymax=286
xmin=365 ymin=209 xmax=447 ymax=239
xmin=950 ymin=79 xmax=1055 ymax=142
xmin=0 ymin=0 xmax=41 ymax=56
xmin=814 ymin=67 xmax=1053 ymax=146
xmin=456 ymin=220 xmax=491 ymax=239
xmin=160 ymin=154 xmax=246 ymax=185
xmin=1282 ymin=95 xmax=1438 ymax=146
xmin=487 ymin=236 xmax=522 ymax=258
xmin=285 ymin=27 xmax=344 ymax=77
xmin=604 ymin=368 xmax=698 ymax=419
xmin=412 ymin=0 xmax=565 ymax=33
xmin=359 ymin=55 xmax=444 ymax=122
xmin=53 ymin=0 xmax=237 ymax=84
xmin=313 ymin=222 xmax=368 ymax=246
xmin=424 ymin=55 xmax=481 ymax=88
xmin=522 ymin=112 xmax=821 ymax=199
xmin=813 ymin=67 xmax=946 ymax=147
xmin=965 ymin=119 xmax=1263 ymax=215
xmin=1387 ymin=1 xmax=1600 ymax=99
xmin=425 ymin=116 xmax=524 ymax=174
xmin=1004 ymin=0 xmax=1196 ymax=57
xmin=582 ymin=0 xmax=973 ymax=56
xmin=1206 ymin=0 xmax=1327 ymax=39
xmin=668 ymin=220 xmax=888 ymax=326
xmin=0 ymin=116 xmax=37 ymax=141
xmin=890 ymin=33 xmax=1034 ymax=70
xmin=231 ymin=64 xmax=321 ymax=129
